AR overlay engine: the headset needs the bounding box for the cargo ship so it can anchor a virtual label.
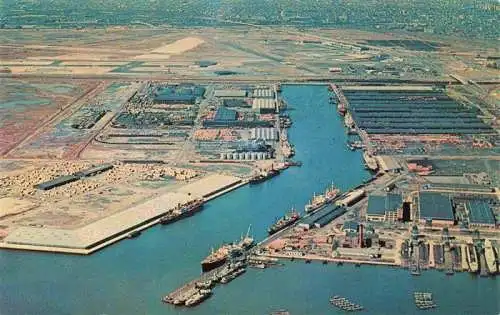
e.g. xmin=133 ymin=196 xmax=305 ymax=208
xmin=304 ymin=184 xmax=340 ymax=213
xmin=201 ymin=226 xmax=254 ymax=272
xmin=268 ymin=208 xmax=300 ymax=235
xmin=159 ymin=199 xmax=204 ymax=225
xmin=249 ymin=168 xmax=280 ymax=185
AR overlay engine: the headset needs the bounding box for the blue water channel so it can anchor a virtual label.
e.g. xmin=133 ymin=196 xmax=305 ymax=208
xmin=0 ymin=85 xmax=498 ymax=315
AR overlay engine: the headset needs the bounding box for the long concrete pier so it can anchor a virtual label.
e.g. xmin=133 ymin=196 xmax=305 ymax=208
xmin=0 ymin=174 xmax=245 ymax=255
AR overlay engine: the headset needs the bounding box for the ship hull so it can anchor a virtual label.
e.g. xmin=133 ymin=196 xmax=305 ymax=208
xmin=249 ymin=170 xmax=279 ymax=185
xmin=201 ymin=257 xmax=227 ymax=272
xmin=160 ymin=204 xmax=204 ymax=225
xmin=268 ymin=218 xmax=299 ymax=235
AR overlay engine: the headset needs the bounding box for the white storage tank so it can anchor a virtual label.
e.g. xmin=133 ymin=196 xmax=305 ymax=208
xmin=239 ymin=153 xmax=245 ymax=160
xmin=232 ymin=152 xmax=239 ymax=160
xmin=245 ymin=152 xmax=251 ymax=160
xmin=251 ymin=152 xmax=257 ymax=160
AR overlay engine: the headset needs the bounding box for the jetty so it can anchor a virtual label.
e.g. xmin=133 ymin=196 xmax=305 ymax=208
xmin=162 ymin=261 xmax=247 ymax=307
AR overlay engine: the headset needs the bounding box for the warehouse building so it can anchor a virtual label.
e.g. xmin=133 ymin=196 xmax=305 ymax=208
xmin=298 ymin=206 xmax=345 ymax=229
xmin=466 ymin=200 xmax=496 ymax=229
xmin=223 ymin=98 xmax=249 ymax=108
xmin=153 ymin=94 xmax=197 ymax=104
xmin=214 ymin=107 xmax=237 ymax=122
xmin=252 ymin=89 xmax=274 ymax=98
xmin=214 ymin=89 xmax=247 ymax=98
xmin=418 ymin=192 xmax=455 ymax=226
xmin=252 ymin=98 xmax=276 ymax=114
xmin=342 ymin=221 xmax=359 ymax=234
xmin=366 ymin=193 xmax=403 ymax=222
xmin=153 ymin=85 xmax=204 ymax=104
xmin=250 ymin=128 xmax=277 ymax=141
xmin=314 ymin=207 xmax=346 ymax=228
xmin=376 ymin=156 xmax=402 ymax=173
xmin=35 ymin=175 xmax=80 ymax=190
xmin=337 ymin=189 xmax=365 ymax=207
xmin=75 ymin=164 xmax=114 ymax=178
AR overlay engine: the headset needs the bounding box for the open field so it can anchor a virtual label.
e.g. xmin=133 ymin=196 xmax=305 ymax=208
xmin=0 ymin=27 xmax=498 ymax=82
xmin=0 ymin=79 xmax=98 ymax=156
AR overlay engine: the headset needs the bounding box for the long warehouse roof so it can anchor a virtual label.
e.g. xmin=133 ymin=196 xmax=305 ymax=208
xmin=467 ymin=200 xmax=496 ymax=225
xmin=419 ymin=192 xmax=454 ymax=221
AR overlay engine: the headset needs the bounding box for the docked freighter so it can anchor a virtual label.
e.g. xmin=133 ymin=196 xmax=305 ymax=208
xmin=268 ymin=209 xmax=300 ymax=235
xmin=201 ymin=226 xmax=254 ymax=272
xmin=304 ymin=184 xmax=340 ymax=213
xmin=159 ymin=199 xmax=204 ymax=225
xmin=249 ymin=167 xmax=280 ymax=185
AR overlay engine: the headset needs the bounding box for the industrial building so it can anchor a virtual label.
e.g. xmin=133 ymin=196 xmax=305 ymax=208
xmin=214 ymin=89 xmax=247 ymax=98
xmin=298 ymin=205 xmax=345 ymax=229
xmin=153 ymin=94 xmax=197 ymax=104
xmin=337 ymin=189 xmax=365 ymax=207
xmin=376 ymin=156 xmax=402 ymax=173
xmin=252 ymin=89 xmax=274 ymax=98
xmin=214 ymin=107 xmax=237 ymax=122
xmin=153 ymin=85 xmax=204 ymax=104
xmin=250 ymin=128 xmax=277 ymax=141
xmin=252 ymin=98 xmax=276 ymax=114
xmin=342 ymin=221 xmax=359 ymax=234
xmin=35 ymin=175 xmax=80 ymax=190
xmin=466 ymin=200 xmax=496 ymax=228
xmin=344 ymin=90 xmax=495 ymax=135
xmin=418 ymin=192 xmax=455 ymax=226
xmin=314 ymin=207 xmax=346 ymax=228
xmin=366 ymin=193 xmax=403 ymax=222
xmin=222 ymin=99 xmax=249 ymax=107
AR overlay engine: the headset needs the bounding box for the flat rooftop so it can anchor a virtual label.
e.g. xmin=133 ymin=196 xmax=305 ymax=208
xmin=367 ymin=193 xmax=402 ymax=215
xmin=467 ymin=200 xmax=496 ymax=225
xmin=419 ymin=192 xmax=454 ymax=221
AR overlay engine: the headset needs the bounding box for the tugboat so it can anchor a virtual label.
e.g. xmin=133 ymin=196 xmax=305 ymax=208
xmin=304 ymin=183 xmax=340 ymax=213
xmin=268 ymin=208 xmax=301 ymax=235
xmin=249 ymin=167 xmax=280 ymax=185
xmin=159 ymin=199 xmax=204 ymax=225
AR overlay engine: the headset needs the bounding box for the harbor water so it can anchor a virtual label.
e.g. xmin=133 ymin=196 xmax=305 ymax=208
xmin=0 ymin=85 xmax=498 ymax=315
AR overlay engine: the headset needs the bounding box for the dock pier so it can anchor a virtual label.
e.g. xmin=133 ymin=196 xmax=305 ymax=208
xmin=162 ymin=267 xmax=220 ymax=305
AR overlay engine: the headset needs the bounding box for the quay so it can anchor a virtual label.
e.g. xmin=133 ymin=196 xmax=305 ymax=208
xmin=162 ymin=265 xmax=222 ymax=305
xmin=163 ymin=260 xmax=248 ymax=307
xmin=0 ymin=174 xmax=245 ymax=255
xmin=254 ymin=252 xmax=398 ymax=267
